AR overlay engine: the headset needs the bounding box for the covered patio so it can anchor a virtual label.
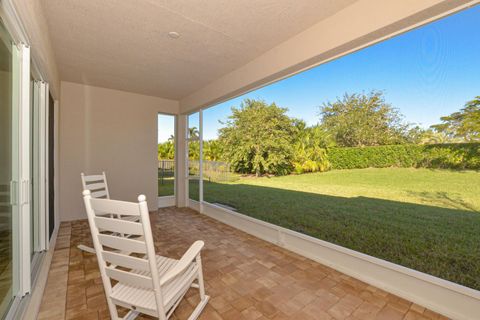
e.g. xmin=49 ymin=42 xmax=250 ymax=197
xmin=1 ymin=0 xmax=479 ymax=319
xmin=38 ymin=208 xmax=444 ymax=320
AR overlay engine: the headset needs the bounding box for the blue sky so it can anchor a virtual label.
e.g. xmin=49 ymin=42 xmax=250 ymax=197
xmin=159 ymin=5 xmax=480 ymax=142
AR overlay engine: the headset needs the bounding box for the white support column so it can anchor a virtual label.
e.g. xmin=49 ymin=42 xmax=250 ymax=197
xmin=175 ymin=115 xmax=187 ymax=207
xmin=199 ymin=110 xmax=203 ymax=213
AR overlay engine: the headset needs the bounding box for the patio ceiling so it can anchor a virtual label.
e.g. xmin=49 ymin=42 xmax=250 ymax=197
xmin=40 ymin=0 xmax=357 ymax=100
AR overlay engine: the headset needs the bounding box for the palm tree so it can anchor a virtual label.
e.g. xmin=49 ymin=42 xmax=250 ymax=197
xmin=189 ymin=127 xmax=199 ymax=139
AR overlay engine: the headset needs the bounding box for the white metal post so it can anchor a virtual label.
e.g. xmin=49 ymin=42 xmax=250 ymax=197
xmin=32 ymin=81 xmax=39 ymax=253
xmin=173 ymin=115 xmax=177 ymax=199
xmin=10 ymin=39 xmax=21 ymax=302
xmin=199 ymin=110 xmax=203 ymax=213
xmin=185 ymin=115 xmax=189 ymax=206
xmin=18 ymin=43 xmax=31 ymax=296
xmin=53 ymin=100 xmax=60 ymax=234
xmin=41 ymin=82 xmax=49 ymax=250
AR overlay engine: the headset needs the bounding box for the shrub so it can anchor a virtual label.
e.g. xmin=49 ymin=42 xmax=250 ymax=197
xmin=294 ymin=159 xmax=328 ymax=174
xmin=293 ymin=148 xmax=331 ymax=174
xmin=328 ymin=145 xmax=422 ymax=169
xmin=328 ymin=143 xmax=480 ymax=170
xmin=420 ymin=143 xmax=480 ymax=169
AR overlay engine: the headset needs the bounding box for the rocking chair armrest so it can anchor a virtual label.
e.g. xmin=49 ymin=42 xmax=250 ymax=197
xmin=160 ymin=240 xmax=204 ymax=286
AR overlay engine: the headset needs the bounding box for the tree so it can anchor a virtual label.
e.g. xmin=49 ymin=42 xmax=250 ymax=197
xmin=416 ymin=129 xmax=458 ymax=144
xmin=319 ymin=91 xmax=409 ymax=147
xmin=158 ymin=141 xmax=175 ymax=160
xmin=430 ymin=96 xmax=480 ymax=142
xmin=218 ymin=99 xmax=298 ymax=176
xmin=188 ymin=127 xmax=199 ymax=140
xmin=204 ymin=140 xmax=223 ymax=161
xmin=188 ymin=140 xmax=200 ymax=160
xmin=292 ymin=124 xmax=333 ymax=173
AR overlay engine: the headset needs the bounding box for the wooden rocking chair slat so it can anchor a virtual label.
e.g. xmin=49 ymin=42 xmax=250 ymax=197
xmin=102 ymin=251 xmax=150 ymax=272
xmin=98 ymin=234 xmax=147 ymax=254
xmin=91 ymin=190 xmax=108 ymax=198
xmin=106 ymin=267 xmax=154 ymax=289
xmin=82 ymin=174 xmax=105 ymax=182
xmin=85 ymin=182 xmax=107 ymax=191
xmin=95 ymin=216 xmax=144 ymax=235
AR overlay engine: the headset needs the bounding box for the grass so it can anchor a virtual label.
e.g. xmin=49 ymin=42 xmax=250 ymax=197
xmin=158 ymin=175 xmax=174 ymax=197
xmin=188 ymin=168 xmax=480 ymax=290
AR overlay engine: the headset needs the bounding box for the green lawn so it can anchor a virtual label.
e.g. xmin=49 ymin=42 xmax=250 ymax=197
xmin=158 ymin=176 xmax=174 ymax=196
xmin=188 ymin=168 xmax=480 ymax=290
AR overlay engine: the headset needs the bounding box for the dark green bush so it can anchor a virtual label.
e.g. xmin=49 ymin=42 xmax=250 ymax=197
xmin=328 ymin=143 xmax=480 ymax=170
xmin=328 ymin=145 xmax=422 ymax=169
xmin=420 ymin=143 xmax=480 ymax=169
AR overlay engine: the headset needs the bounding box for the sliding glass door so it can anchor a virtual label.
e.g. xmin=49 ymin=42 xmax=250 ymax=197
xmin=0 ymin=6 xmax=55 ymax=317
xmin=0 ymin=18 xmax=17 ymax=318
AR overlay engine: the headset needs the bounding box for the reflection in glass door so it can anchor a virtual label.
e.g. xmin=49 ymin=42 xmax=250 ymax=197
xmin=0 ymin=19 xmax=16 ymax=318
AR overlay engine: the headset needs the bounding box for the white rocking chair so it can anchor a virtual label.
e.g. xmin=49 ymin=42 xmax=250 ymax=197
xmin=78 ymin=172 xmax=139 ymax=253
xmin=82 ymin=190 xmax=209 ymax=320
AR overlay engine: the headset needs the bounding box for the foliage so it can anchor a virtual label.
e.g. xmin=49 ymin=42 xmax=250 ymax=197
xmin=159 ymin=94 xmax=480 ymax=175
xmin=157 ymin=138 xmax=231 ymax=162
xmin=328 ymin=145 xmax=422 ymax=169
xmin=319 ymin=91 xmax=410 ymax=147
xmin=188 ymin=140 xmax=200 ymax=160
xmin=188 ymin=126 xmax=199 ymax=139
xmin=431 ymin=96 xmax=480 ymax=142
xmin=420 ymin=143 xmax=480 ymax=169
xmin=417 ymin=129 xmax=460 ymax=144
xmin=203 ymin=140 xmax=223 ymax=161
xmin=328 ymin=143 xmax=480 ymax=170
xmin=293 ymin=125 xmax=332 ymax=173
xmin=158 ymin=140 xmax=175 ymax=160
xmin=218 ymin=99 xmax=298 ymax=176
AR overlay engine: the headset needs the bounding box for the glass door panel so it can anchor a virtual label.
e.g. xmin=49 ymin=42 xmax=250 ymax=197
xmin=157 ymin=114 xmax=175 ymax=197
xmin=30 ymin=77 xmax=41 ymax=259
xmin=0 ymin=19 xmax=16 ymax=318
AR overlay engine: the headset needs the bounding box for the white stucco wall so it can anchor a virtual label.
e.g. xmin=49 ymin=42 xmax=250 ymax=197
xmin=59 ymin=81 xmax=179 ymax=221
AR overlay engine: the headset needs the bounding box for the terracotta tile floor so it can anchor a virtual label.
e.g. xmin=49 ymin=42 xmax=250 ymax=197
xmin=38 ymin=207 xmax=449 ymax=320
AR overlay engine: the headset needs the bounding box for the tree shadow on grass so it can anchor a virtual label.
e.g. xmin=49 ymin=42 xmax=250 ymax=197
xmin=191 ymin=181 xmax=480 ymax=291
xmin=406 ymin=190 xmax=478 ymax=211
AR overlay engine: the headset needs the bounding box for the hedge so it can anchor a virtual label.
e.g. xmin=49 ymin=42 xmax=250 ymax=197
xmin=328 ymin=143 xmax=480 ymax=170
